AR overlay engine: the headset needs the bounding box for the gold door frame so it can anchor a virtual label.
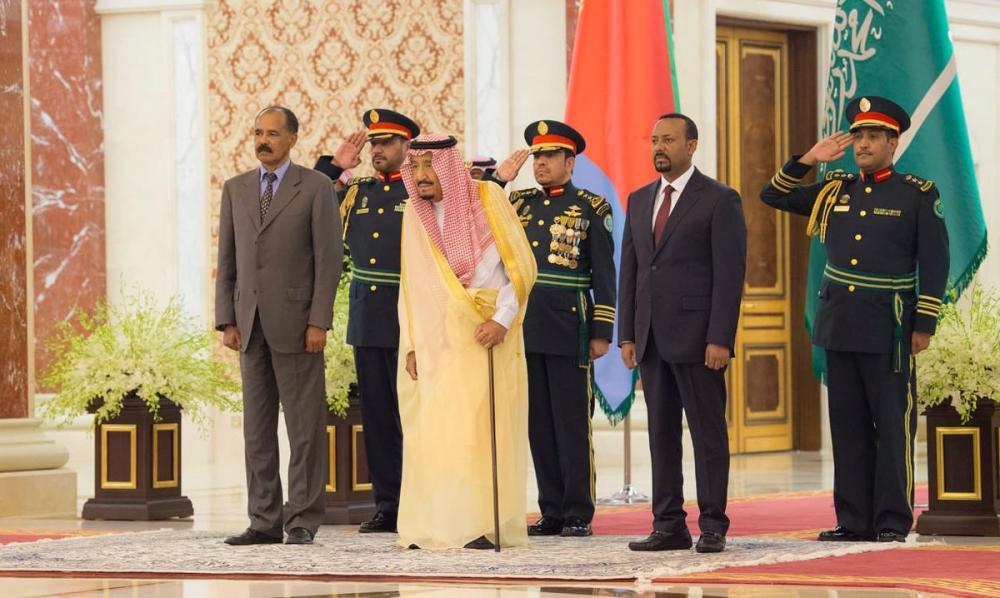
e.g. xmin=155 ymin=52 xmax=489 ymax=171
xmin=718 ymin=25 xmax=794 ymax=454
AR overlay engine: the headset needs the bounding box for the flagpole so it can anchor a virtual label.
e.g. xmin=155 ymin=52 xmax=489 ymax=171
xmin=597 ymin=411 xmax=650 ymax=505
xmin=487 ymin=346 xmax=501 ymax=553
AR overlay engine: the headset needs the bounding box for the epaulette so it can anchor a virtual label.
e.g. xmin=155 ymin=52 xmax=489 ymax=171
xmin=824 ymin=169 xmax=856 ymax=182
xmin=903 ymin=173 xmax=936 ymax=193
xmin=346 ymin=176 xmax=375 ymax=187
xmin=576 ymin=188 xmax=611 ymax=217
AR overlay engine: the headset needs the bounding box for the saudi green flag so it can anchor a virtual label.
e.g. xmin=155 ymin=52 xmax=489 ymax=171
xmin=809 ymin=0 xmax=989 ymax=380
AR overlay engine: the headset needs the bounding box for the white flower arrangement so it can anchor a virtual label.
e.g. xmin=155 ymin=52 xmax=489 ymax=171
xmin=40 ymin=289 xmax=241 ymax=429
xmin=917 ymin=285 xmax=1000 ymax=423
xmin=324 ymin=261 xmax=357 ymax=418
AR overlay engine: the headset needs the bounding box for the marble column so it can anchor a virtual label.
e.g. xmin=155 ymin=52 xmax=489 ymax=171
xmin=463 ymin=0 xmax=566 ymax=190
xmin=29 ymin=0 xmax=107 ymax=381
xmin=0 ymin=0 xmax=75 ymax=518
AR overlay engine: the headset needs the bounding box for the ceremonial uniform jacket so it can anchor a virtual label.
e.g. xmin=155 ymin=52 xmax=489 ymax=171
xmin=511 ymin=181 xmax=616 ymax=363
xmin=761 ymin=157 xmax=949 ymax=358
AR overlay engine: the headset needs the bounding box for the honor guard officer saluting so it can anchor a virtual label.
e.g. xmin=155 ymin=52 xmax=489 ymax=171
xmin=313 ymin=108 xmax=421 ymax=534
xmin=508 ymin=120 xmax=616 ymax=538
xmin=760 ymin=96 xmax=949 ymax=543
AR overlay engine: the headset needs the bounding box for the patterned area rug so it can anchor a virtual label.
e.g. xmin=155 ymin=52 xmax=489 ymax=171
xmin=0 ymin=528 xmax=916 ymax=582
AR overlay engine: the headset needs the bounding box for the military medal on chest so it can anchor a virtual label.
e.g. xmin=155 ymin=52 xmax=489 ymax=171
xmin=547 ymin=205 xmax=588 ymax=269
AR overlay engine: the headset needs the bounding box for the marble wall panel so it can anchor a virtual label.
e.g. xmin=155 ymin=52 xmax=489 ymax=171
xmin=28 ymin=0 xmax=106 ymax=380
xmin=0 ymin=0 xmax=29 ymax=418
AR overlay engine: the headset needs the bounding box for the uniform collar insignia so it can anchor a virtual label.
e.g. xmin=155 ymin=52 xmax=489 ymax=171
xmin=860 ymin=165 xmax=894 ymax=183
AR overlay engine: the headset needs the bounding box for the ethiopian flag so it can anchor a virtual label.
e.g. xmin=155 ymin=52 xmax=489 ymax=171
xmin=810 ymin=0 xmax=989 ymax=380
xmin=565 ymin=0 xmax=680 ymax=423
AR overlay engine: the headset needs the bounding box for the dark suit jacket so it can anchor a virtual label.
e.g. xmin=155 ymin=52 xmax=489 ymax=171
xmin=618 ymin=168 xmax=746 ymax=363
xmin=215 ymin=162 xmax=343 ymax=354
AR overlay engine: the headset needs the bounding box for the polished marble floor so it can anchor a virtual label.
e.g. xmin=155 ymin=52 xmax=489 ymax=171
xmin=3 ymin=444 xmax=976 ymax=597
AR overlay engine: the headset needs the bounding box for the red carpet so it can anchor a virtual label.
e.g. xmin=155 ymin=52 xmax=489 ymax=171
xmin=660 ymin=545 xmax=1000 ymax=597
xmin=591 ymin=486 xmax=929 ymax=538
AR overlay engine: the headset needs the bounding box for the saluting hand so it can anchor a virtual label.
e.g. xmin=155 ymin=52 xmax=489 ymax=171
xmin=800 ymin=132 xmax=854 ymax=166
xmin=332 ymin=129 xmax=367 ymax=169
xmin=495 ymin=149 xmax=531 ymax=183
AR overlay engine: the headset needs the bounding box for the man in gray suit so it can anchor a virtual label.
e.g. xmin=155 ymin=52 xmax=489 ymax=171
xmin=215 ymin=106 xmax=342 ymax=546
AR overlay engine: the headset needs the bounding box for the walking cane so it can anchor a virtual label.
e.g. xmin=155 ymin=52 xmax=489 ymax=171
xmin=487 ymin=346 xmax=501 ymax=553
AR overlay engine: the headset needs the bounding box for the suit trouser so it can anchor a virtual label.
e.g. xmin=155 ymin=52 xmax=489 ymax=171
xmin=826 ymin=350 xmax=916 ymax=536
xmin=527 ymin=352 xmax=595 ymax=522
xmin=353 ymin=345 xmax=402 ymax=516
xmin=240 ymin=313 xmax=328 ymax=536
xmin=639 ymin=334 xmax=730 ymax=535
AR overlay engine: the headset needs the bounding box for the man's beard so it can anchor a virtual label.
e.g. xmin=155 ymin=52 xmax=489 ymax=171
xmin=417 ymin=183 xmax=439 ymax=201
xmin=653 ymin=154 xmax=671 ymax=173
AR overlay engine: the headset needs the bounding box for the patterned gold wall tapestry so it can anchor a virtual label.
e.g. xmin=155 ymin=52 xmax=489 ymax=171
xmin=207 ymin=0 xmax=465 ymax=273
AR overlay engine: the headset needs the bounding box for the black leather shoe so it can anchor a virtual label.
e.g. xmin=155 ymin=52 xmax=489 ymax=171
xmin=817 ymin=526 xmax=872 ymax=542
xmin=627 ymin=529 xmax=693 ymax=551
xmin=223 ymin=528 xmax=282 ymax=546
xmin=560 ymin=517 xmax=593 ymax=537
xmin=464 ymin=535 xmax=495 ymax=550
xmin=695 ymin=531 xmax=726 ymax=553
xmin=528 ymin=516 xmax=564 ymax=536
xmin=876 ymin=530 xmax=907 ymax=543
xmin=284 ymin=527 xmax=314 ymax=545
xmin=359 ymin=512 xmax=397 ymax=533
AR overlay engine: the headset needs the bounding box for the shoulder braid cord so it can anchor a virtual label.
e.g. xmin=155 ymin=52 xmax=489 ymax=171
xmin=805 ymin=180 xmax=842 ymax=243
xmin=340 ymin=185 xmax=359 ymax=240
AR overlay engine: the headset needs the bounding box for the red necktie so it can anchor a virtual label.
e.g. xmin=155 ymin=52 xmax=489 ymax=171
xmin=653 ymin=184 xmax=674 ymax=246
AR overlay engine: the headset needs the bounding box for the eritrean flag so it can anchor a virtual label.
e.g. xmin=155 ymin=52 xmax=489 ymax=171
xmin=565 ymin=0 xmax=680 ymax=423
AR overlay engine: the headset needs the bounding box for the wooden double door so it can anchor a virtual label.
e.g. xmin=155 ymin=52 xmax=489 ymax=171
xmin=716 ymin=24 xmax=820 ymax=453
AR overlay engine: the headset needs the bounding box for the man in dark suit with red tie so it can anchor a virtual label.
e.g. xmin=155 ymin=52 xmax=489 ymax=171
xmin=618 ymin=113 xmax=746 ymax=554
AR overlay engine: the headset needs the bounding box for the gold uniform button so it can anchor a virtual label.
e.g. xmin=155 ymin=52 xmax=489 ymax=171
xmin=860 ymin=210 xmax=867 ymax=217
xmin=372 ymin=232 xmax=380 ymax=238
xmin=855 ymin=234 xmax=862 ymax=241
xmin=537 ymin=219 xmax=545 ymax=226
xmin=544 ymin=200 xmax=551 ymax=206
xmin=370 ymin=285 xmax=377 ymax=291
xmin=369 ymin=258 xmax=377 ymax=265
xmin=865 ymin=186 xmax=872 ymax=193
xmin=383 ymin=185 xmax=391 ymax=192
xmin=377 ymin=208 xmax=384 ymax=214
xmin=848 ymin=285 xmax=856 ymax=292
xmin=532 ymin=240 xmax=539 ymax=247
xmin=850 ymin=258 xmax=859 ymax=266
xmin=571 ymin=306 xmax=577 ymax=312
